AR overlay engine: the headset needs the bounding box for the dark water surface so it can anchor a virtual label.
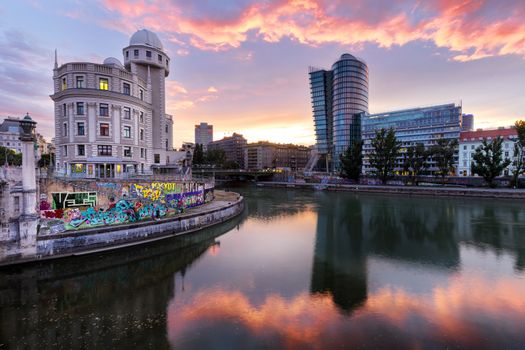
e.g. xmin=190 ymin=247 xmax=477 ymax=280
xmin=1 ymin=186 xmax=525 ymax=349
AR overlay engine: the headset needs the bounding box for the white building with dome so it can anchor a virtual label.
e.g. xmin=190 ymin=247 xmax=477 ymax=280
xmin=51 ymin=29 xmax=174 ymax=178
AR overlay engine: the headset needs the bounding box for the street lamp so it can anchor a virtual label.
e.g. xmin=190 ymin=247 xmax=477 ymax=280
xmin=19 ymin=113 xmax=37 ymax=142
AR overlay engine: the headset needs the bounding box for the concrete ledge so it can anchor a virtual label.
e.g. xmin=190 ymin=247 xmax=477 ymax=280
xmin=0 ymin=194 xmax=244 ymax=267
xmin=256 ymin=182 xmax=525 ymax=199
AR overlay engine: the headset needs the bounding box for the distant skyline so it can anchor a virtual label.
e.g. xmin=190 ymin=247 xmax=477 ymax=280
xmin=1 ymin=0 xmax=524 ymax=146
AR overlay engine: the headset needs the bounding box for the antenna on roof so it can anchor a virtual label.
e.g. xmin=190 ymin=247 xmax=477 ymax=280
xmin=54 ymin=49 xmax=58 ymax=69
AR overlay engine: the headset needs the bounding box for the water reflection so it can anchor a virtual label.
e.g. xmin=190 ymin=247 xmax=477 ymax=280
xmin=0 ymin=214 xmax=245 ymax=349
xmin=2 ymin=187 xmax=525 ymax=349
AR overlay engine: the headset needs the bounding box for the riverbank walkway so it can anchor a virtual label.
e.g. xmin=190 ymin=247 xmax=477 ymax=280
xmin=256 ymin=182 xmax=525 ymax=199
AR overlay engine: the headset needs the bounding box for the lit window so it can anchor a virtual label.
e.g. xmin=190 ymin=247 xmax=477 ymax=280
xmin=100 ymin=123 xmax=110 ymax=136
xmin=61 ymin=77 xmax=67 ymax=90
xmin=124 ymin=126 xmax=131 ymax=138
xmin=124 ymin=146 xmax=132 ymax=157
xmin=99 ymin=103 xmax=109 ymax=116
xmin=76 ymin=76 xmax=84 ymax=88
xmin=123 ymin=82 xmax=131 ymax=95
xmin=99 ymin=78 xmax=109 ymax=90
xmin=77 ymin=145 xmax=85 ymax=156
xmin=77 ymin=122 xmax=85 ymax=136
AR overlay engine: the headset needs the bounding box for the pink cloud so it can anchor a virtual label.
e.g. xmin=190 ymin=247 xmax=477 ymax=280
xmin=100 ymin=0 xmax=525 ymax=60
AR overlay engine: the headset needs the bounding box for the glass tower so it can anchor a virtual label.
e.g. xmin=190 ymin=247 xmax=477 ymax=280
xmin=309 ymin=54 xmax=368 ymax=172
xmin=332 ymin=54 xmax=369 ymax=169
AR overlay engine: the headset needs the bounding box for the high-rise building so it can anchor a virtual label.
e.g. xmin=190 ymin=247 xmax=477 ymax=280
xmin=194 ymin=122 xmax=213 ymax=151
xmin=51 ymin=29 xmax=173 ymax=178
xmin=361 ymin=103 xmax=463 ymax=175
xmin=207 ymin=133 xmax=247 ymax=168
xmin=309 ymin=54 xmax=368 ymax=171
xmin=461 ymin=114 xmax=474 ymax=131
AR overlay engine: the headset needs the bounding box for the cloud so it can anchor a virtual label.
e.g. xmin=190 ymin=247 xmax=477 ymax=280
xmin=100 ymin=0 xmax=525 ymax=61
xmin=207 ymin=86 xmax=218 ymax=93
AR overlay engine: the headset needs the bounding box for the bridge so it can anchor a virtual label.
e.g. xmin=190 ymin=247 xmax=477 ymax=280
xmin=192 ymin=168 xmax=276 ymax=182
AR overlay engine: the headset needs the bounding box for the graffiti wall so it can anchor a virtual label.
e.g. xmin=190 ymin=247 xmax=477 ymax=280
xmin=40 ymin=180 xmax=214 ymax=232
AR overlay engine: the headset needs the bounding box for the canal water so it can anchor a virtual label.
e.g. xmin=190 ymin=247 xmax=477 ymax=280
xmin=1 ymin=186 xmax=525 ymax=349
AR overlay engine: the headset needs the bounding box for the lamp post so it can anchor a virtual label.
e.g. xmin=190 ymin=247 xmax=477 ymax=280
xmin=18 ymin=113 xmax=38 ymax=256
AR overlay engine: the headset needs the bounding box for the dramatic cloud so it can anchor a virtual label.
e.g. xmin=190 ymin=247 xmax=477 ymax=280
xmin=101 ymin=0 xmax=525 ymax=61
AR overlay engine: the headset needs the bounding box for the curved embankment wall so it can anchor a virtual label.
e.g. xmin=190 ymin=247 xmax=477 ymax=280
xmin=3 ymin=195 xmax=244 ymax=266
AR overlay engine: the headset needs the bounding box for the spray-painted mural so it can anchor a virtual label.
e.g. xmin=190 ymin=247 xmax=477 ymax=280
xmin=40 ymin=181 xmax=214 ymax=232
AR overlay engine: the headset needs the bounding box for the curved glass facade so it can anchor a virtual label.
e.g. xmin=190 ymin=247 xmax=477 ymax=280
xmin=332 ymin=54 xmax=368 ymax=168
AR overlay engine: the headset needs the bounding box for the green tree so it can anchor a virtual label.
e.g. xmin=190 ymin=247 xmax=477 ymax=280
xmin=403 ymin=143 xmax=428 ymax=185
xmin=511 ymin=120 xmax=525 ymax=188
xmin=205 ymin=149 xmax=226 ymax=167
xmin=192 ymin=144 xmax=204 ymax=165
xmin=38 ymin=153 xmax=54 ymax=168
xmin=369 ymin=128 xmax=400 ymax=184
xmin=339 ymin=140 xmax=363 ymax=181
xmin=471 ymin=136 xmax=511 ymax=188
xmin=431 ymin=138 xmax=458 ymax=185
xmin=0 ymin=146 xmax=22 ymax=166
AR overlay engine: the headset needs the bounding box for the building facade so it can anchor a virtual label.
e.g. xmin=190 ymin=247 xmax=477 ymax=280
xmin=51 ymin=29 xmax=173 ymax=178
xmin=0 ymin=117 xmax=23 ymax=153
xmin=362 ymin=103 xmax=463 ymax=175
xmin=195 ymin=122 xmax=213 ymax=151
xmin=309 ymin=54 xmax=368 ymax=171
xmin=207 ymin=133 xmax=247 ymax=168
xmin=458 ymin=127 xmax=517 ymax=176
xmin=244 ymin=142 xmax=310 ymax=171
xmin=461 ymin=114 xmax=474 ymax=132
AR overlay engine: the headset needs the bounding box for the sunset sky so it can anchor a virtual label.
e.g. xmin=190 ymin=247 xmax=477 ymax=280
xmin=1 ymin=0 xmax=524 ymax=146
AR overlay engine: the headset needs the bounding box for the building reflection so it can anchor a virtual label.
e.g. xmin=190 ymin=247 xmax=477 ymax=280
xmin=0 ymin=215 xmax=243 ymax=349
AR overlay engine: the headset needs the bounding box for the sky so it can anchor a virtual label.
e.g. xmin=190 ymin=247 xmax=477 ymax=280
xmin=1 ymin=0 xmax=524 ymax=146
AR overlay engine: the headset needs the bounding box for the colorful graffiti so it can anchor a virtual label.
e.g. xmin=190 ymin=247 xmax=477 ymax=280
xmin=51 ymin=192 xmax=97 ymax=209
xmin=40 ymin=181 xmax=213 ymax=232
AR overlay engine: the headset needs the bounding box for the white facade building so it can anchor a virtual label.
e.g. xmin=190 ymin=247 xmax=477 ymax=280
xmin=0 ymin=117 xmax=23 ymax=153
xmin=51 ymin=29 xmax=173 ymax=178
xmin=458 ymin=127 xmax=517 ymax=176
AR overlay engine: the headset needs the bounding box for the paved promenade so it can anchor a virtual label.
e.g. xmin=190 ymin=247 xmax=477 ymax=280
xmin=257 ymin=182 xmax=525 ymax=199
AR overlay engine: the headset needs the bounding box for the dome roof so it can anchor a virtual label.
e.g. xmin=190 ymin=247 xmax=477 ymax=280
xmin=129 ymin=29 xmax=163 ymax=50
xmin=103 ymin=57 xmax=124 ymax=67
xmin=340 ymin=53 xmax=356 ymax=60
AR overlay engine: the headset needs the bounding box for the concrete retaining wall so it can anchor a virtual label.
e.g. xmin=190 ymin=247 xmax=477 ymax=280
xmin=1 ymin=195 xmax=244 ymax=266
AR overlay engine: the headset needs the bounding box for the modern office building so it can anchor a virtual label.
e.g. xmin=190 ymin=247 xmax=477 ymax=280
xmin=362 ymin=103 xmax=463 ymax=175
xmin=207 ymin=133 xmax=247 ymax=168
xmin=309 ymin=54 xmax=368 ymax=171
xmin=461 ymin=114 xmax=474 ymax=131
xmin=51 ymin=29 xmax=174 ymax=178
xmin=458 ymin=127 xmax=517 ymax=176
xmin=244 ymin=141 xmax=310 ymax=171
xmin=194 ymin=122 xmax=213 ymax=151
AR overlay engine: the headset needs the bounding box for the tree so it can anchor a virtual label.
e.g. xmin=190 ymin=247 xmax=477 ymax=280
xmin=511 ymin=120 xmax=525 ymax=188
xmin=339 ymin=140 xmax=363 ymax=181
xmin=369 ymin=128 xmax=400 ymax=184
xmin=0 ymin=146 xmax=22 ymax=166
xmin=471 ymin=136 xmax=511 ymax=188
xmin=205 ymin=149 xmax=226 ymax=167
xmin=403 ymin=143 xmax=428 ymax=185
xmin=192 ymin=144 xmax=204 ymax=165
xmin=431 ymin=138 xmax=458 ymax=185
xmin=38 ymin=153 xmax=54 ymax=168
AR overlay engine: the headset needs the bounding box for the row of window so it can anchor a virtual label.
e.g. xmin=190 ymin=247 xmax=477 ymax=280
xmin=63 ymin=102 xmax=146 ymax=122
xmin=125 ymin=49 xmax=169 ymax=66
xmin=62 ymin=144 xmax=148 ymax=158
xmin=61 ymin=76 xmax=144 ymax=99
xmin=62 ymin=121 xmax=145 ymax=140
